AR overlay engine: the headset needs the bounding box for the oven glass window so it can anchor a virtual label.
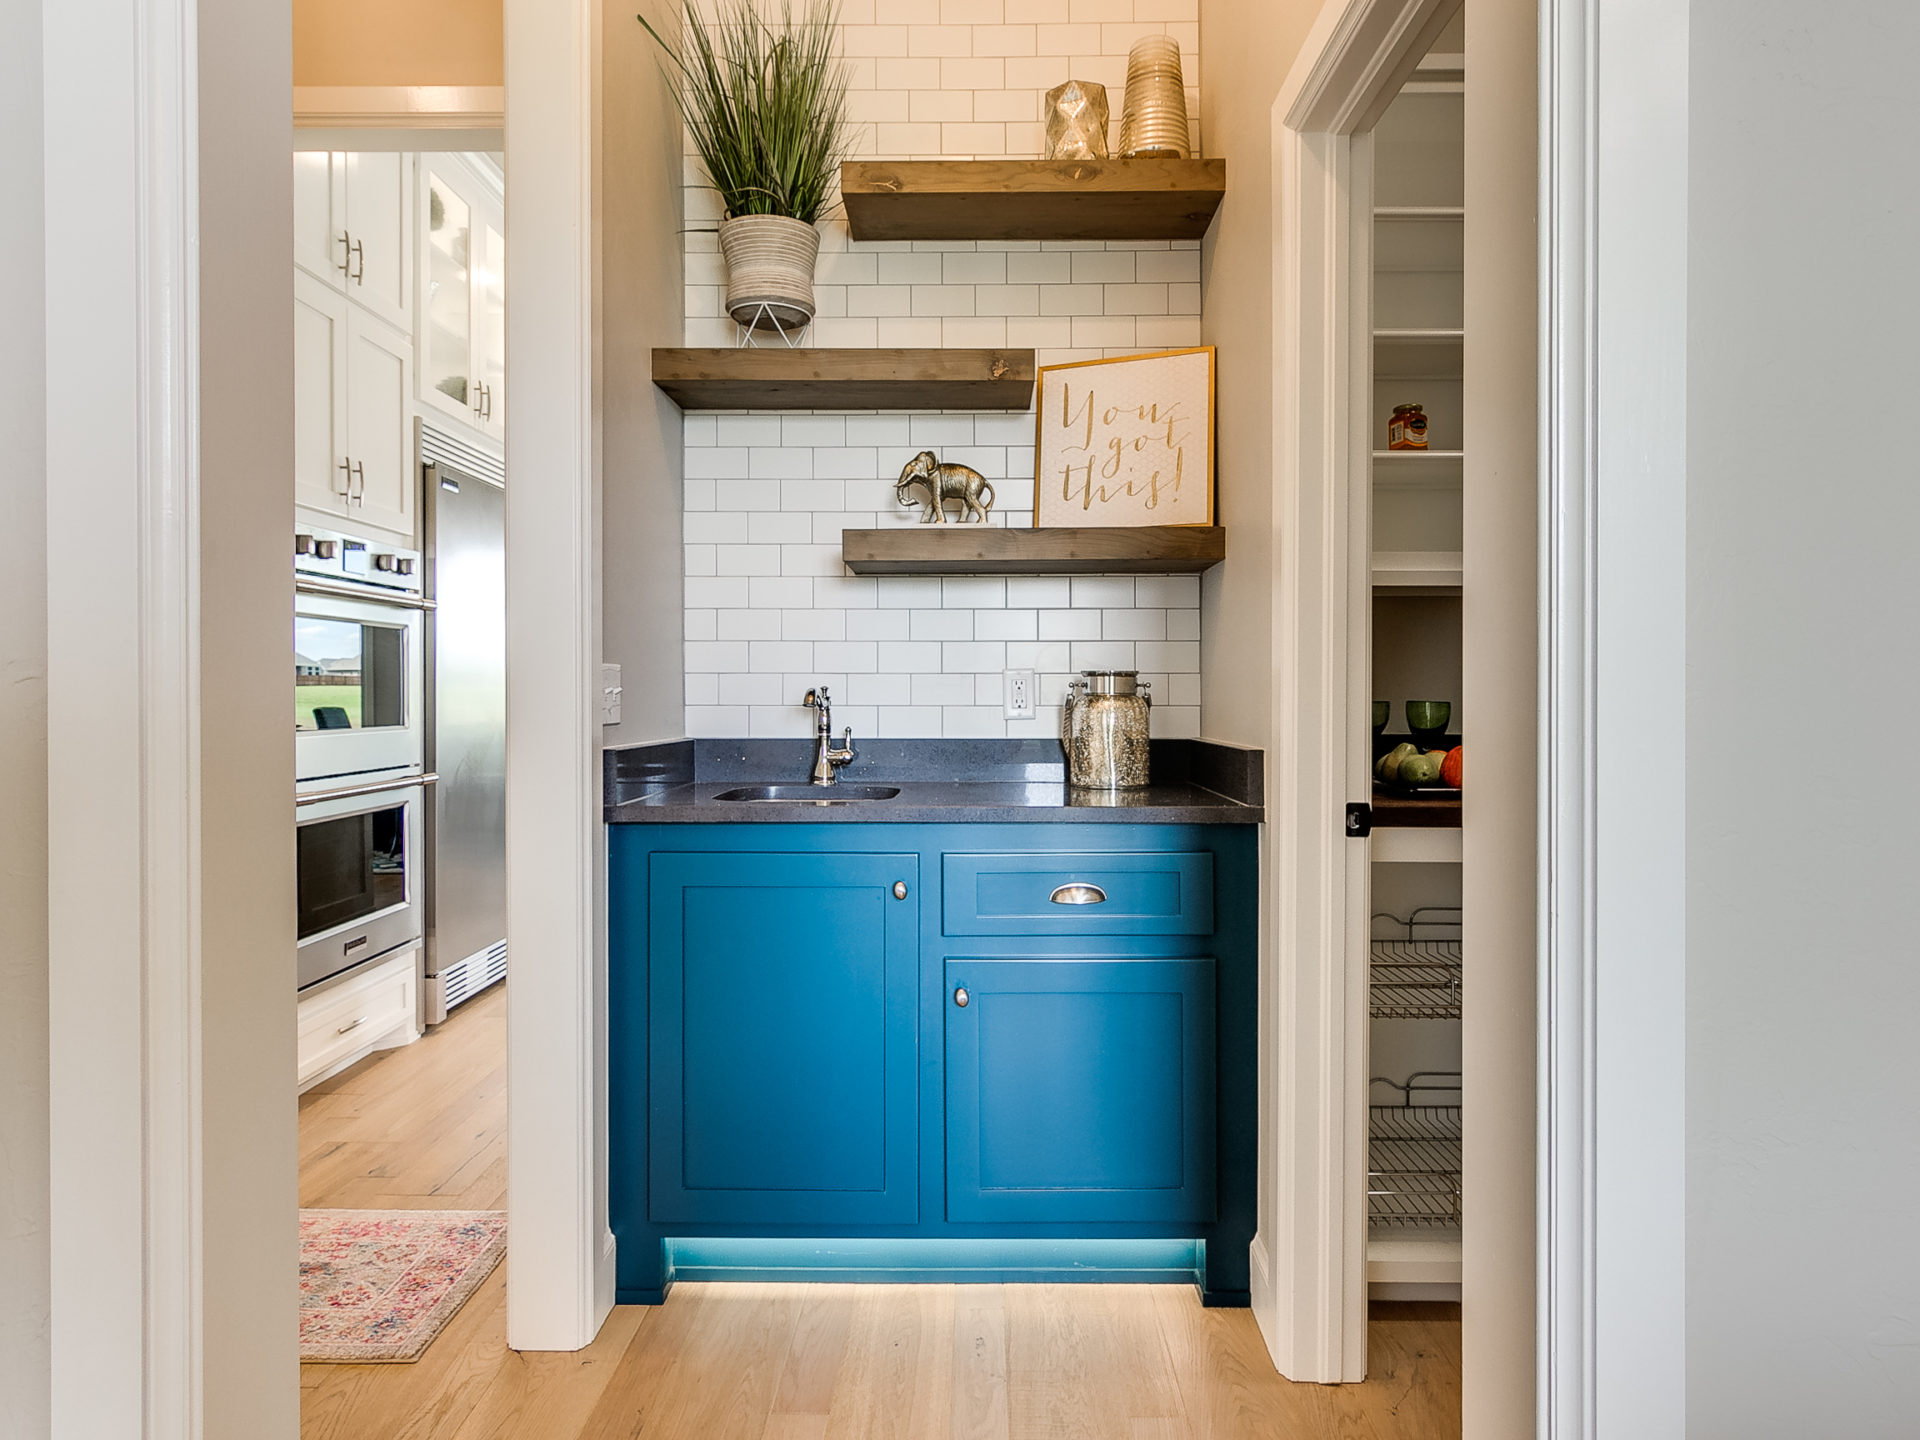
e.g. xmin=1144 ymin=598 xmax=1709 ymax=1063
xmin=295 ymin=617 xmax=406 ymax=732
xmin=297 ymin=803 xmax=407 ymax=941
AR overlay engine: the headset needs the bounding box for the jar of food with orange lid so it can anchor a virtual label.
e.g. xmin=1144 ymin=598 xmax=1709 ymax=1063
xmin=1388 ymin=404 xmax=1429 ymax=451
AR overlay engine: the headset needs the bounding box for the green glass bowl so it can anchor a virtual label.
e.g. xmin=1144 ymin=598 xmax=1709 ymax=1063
xmin=1406 ymin=700 xmax=1452 ymax=742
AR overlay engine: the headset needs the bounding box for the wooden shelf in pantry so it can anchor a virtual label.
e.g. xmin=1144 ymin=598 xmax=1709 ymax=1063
xmin=1373 ymin=550 xmax=1462 ymax=591
xmin=840 ymin=158 xmax=1227 ymax=242
xmin=1372 ymin=826 xmax=1462 ymax=863
xmin=1374 ymin=449 xmax=1464 ymax=477
xmin=1372 ymin=789 xmax=1462 ymax=830
xmin=651 ymin=347 xmax=1035 ymax=411
xmin=1374 ymin=328 xmax=1464 ymax=380
xmin=841 ymin=525 xmax=1225 ymax=577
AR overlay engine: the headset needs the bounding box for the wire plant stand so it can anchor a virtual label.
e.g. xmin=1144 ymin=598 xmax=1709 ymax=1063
xmin=1370 ymin=906 xmax=1463 ymax=1020
xmin=1369 ymin=1071 xmax=1462 ymax=1232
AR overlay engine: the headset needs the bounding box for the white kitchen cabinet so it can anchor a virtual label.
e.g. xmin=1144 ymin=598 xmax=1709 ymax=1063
xmin=292 ymin=150 xmax=413 ymax=335
xmin=292 ymin=268 xmax=416 ymax=542
xmin=418 ymin=155 xmax=505 ymax=440
xmin=297 ymin=946 xmax=419 ymax=1092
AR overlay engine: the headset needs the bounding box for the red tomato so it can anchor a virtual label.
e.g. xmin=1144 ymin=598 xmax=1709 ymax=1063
xmin=1441 ymin=746 xmax=1464 ymax=789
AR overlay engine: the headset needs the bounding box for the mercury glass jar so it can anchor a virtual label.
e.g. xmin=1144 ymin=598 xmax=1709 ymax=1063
xmin=1060 ymin=670 xmax=1152 ymax=789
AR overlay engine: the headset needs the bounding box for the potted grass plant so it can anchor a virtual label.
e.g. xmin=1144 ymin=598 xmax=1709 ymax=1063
xmin=641 ymin=0 xmax=851 ymax=335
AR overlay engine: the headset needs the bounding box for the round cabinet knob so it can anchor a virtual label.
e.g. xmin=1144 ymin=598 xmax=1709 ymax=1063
xmin=373 ymin=553 xmax=396 ymax=572
xmin=892 ymin=881 xmax=908 ymax=900
xmin=953 ymin=986 xmax=969 ymax=1008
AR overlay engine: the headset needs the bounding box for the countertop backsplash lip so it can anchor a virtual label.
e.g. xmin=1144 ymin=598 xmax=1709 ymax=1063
xmin=603 ymin=736 xmax=1264 ymax=823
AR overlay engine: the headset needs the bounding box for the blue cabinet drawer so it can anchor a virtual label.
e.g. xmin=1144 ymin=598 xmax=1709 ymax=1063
xmin=942 ymin=851 xmax=1214 ymax=937
xmin=647 ymin=850 xmax=920 ymax=1226
xmin=944 ymin=956 xmax=1217 ymax=1224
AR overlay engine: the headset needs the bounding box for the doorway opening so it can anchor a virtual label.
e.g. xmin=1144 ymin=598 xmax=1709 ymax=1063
xmin=291 ymin=135 xmax=511 ymax=1383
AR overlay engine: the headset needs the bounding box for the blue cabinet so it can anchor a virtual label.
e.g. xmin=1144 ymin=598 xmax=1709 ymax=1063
xmin=609 ymin=822 xmax=1257 ymax=1307
xmin=646 ymin=849 xmax=919 ymax=1226
xmin=945 ymin=956 xmax=1216 ymax=1224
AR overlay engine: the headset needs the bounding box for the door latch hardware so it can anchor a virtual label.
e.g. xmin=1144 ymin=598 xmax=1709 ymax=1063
xmin=1345 ymin=802 xmax=1373 ymax=838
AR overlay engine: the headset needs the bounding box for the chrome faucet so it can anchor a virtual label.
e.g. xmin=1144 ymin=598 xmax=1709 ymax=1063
xmin=803 ymin=685 xmax=855 ymax=785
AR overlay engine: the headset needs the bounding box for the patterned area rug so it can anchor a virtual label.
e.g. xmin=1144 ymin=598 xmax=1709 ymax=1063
xmin=299 ymin=1209 xmax=507 ymax=1363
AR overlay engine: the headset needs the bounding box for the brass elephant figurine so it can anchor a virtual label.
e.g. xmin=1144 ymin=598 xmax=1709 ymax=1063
xmin=895 ymin=450 xmax=996 ymax=524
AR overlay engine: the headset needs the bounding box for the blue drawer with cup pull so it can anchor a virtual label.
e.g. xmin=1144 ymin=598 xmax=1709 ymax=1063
xmin=941 ymin=851 xmax=1215 ymax=937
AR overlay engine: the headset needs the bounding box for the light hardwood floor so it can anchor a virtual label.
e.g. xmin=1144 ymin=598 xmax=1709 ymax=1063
xmin=300 ymin=985 xmax=1462 ymax=1439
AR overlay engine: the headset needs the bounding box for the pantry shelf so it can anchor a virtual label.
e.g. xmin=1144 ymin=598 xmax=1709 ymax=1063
xmin=1372 ymin=550 xmax=1463 ymax=592
xmin=841 ymin=524 xmax=1226 ymax=577
xmin=841 ymin=158 xmax=1227 ymax=242
xmin=650 ymin=347 xmax=1036 ymax=411
xmin=1374 ymin=328 xmax=1464 ymax=380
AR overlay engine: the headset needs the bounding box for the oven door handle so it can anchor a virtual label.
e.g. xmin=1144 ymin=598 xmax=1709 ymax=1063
xmin=296 ymin=772 xmax=438 ymax=807
xmin=295 ymin=577 xmax=435 ymax=611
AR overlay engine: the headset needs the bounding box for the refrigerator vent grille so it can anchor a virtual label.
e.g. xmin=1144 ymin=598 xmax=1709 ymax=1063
xmin=420 ymin=422 xmax=506 ymax=488
xmin=442 ymin=941 xmax=508 ymax=1012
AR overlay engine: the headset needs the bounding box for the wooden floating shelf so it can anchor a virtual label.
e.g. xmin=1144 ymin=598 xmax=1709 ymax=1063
xmin=842 ymin=525 xmax=1225 ymax=576
xmin=841 ymin=158 xmax=1227 ymax=242
xmin=651 ymin=347 xmax=1035 ymax=411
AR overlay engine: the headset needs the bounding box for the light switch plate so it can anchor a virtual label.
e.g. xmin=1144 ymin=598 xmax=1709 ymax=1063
xmin=1003 ymin=668 xmax=1036 ymax=720
xmin=600 ymin=663 xmax=623 ymax=726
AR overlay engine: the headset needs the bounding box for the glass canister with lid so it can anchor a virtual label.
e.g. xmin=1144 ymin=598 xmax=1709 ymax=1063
xmin=1060 ymin=670 xmax=1152 ymax=789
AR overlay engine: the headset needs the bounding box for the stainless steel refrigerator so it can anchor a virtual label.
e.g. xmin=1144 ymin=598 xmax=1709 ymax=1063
xmin=423 ymin=455 xmax=506 ymax=1022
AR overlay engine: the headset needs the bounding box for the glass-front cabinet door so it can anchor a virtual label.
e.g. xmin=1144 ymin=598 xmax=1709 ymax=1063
xmin=473 ymin=219 xmax=506 ymax=439
xmin=420 ymin=169 xmax=473 ymax=427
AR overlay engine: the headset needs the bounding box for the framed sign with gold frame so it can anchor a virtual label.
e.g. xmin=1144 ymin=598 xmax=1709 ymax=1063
xmin=1032 ymin=346 xmax=1215 ymax=528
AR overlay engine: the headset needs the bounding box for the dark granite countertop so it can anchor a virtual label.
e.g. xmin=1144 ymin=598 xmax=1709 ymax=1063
xmin=604 ymin=738 xmax=1263 ymax=826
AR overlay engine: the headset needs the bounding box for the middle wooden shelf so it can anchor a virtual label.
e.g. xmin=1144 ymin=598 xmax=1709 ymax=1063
xmin=841 ymin=524 xmax=1226 ymax=576
xmin=651 ymin=347 xmax=1036 ymax=411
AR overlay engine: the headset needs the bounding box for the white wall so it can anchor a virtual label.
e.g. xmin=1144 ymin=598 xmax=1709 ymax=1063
xmin=1686 ymin=2 xmax=1920 ymax=1429
xmin=0 ymin=1 xmax=49 ymax=1432
xmin=674 ymin=0 xmax=1207 ymax=740
xmin=603 ymin=0 xmax=690 ymax=746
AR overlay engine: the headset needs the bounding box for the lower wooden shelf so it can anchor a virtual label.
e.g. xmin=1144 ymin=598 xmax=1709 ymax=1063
xmin=841 ymin=524 xmax=1225 ymax=576
xmin=1372 ymin=789 xmax=1462 ymax=828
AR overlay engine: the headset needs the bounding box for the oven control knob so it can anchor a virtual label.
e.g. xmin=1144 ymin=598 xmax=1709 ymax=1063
xmin=374 ymin=553 xmax=396 ymax=572
xmin=396 ymin=557 xmax=416 ymax=575
xmin=313 ymin=539 xmax=338 ymax=560
xmin=294 ymin=533 xmax=313 ymax=556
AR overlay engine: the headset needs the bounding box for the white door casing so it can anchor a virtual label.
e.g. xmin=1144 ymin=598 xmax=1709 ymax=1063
xmin=1262 ymin=0 xmax=1461 ymax=1385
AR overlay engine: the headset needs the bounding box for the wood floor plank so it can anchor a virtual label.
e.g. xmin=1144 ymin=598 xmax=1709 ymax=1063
xmin=770 ymin=1284 xmax=859 ymax=1417
xmin=444 ymin=1304 xmax=648 ymax=1440
xmin=301 ymin=986 xmax=1461 ymax=1440
xmin=950 ymin=1285 xmax=1011 ymax=1440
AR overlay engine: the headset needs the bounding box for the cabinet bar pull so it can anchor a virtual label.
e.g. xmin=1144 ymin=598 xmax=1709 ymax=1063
xmin=336 ymin=229 xmax=352 ymax=275
xmin=348 ymin=235 xmax=366 ymax=284
xmin=1050 ymin=882 xmax=1107 ymax=905
xmin=336 ymin=1016 xmax=368 ymax=1035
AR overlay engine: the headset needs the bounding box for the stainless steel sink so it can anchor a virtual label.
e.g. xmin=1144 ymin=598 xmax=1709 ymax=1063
xmin=713 ymin=783 xmax=902 ymax=804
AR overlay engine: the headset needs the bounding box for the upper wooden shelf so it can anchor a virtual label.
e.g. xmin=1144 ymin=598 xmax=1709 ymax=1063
xmin=840 ymin=159 xmax=1227 ymax=242
xmin=651 ymin=347 xmax=1035 ymax=411
xmin=842 ymin=524 xmax=1225 ymax=576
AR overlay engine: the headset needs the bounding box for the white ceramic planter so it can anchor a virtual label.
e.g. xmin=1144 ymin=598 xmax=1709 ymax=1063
xmin=718 ymin=214 xmax=821 ymax=333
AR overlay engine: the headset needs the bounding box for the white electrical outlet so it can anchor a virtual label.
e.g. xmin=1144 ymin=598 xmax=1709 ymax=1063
xmin=600 ymin=663 xmax=623 ymax=726
xmin=1003 ymin=668 xmax=1036 ymax=720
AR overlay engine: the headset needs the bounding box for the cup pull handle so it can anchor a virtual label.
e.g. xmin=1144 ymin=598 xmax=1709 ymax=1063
xmin=1050 ymin=883 xmax=1107 ymax=906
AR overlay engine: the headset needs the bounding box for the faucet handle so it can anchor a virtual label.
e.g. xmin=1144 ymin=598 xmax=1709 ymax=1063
xmin=804 ymin=684 xmax=831 ymax=709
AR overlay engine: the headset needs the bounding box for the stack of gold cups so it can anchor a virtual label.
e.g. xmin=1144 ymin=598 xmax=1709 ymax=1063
xmin=1117 ymin=35 xmax=1191 ymax=159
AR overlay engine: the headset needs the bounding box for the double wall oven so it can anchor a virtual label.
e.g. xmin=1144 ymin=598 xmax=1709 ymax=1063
xmin=295 ymin=528 xmax=433 ymax=992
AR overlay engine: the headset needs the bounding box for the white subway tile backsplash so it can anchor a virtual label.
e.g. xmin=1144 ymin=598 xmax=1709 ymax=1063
xmin=674 ymin=1 xmax=1205 ymax=738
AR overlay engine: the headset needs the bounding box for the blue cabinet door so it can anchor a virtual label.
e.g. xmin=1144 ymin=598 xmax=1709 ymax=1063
xmin=945 ymin=957 xmax=1216 ymax=1224
xmin=649 ymin=850 xmax=919 ymax=1225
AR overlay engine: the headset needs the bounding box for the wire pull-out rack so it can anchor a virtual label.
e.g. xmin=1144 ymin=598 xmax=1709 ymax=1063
xmin=1370 ymin=907 xmax=1463 ymax=1020
xmin=1368 ymin=1071 xmax=1462 ymax=1231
